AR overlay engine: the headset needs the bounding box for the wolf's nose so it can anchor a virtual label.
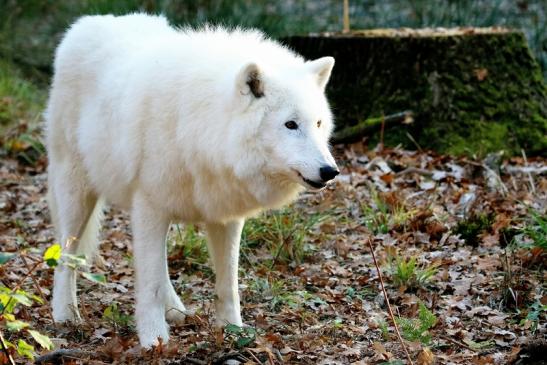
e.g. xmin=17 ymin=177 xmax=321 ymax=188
xmin=319 ymin=166 xmax=339 ymax=182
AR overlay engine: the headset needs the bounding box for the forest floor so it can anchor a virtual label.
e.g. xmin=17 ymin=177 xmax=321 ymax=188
xmin=0 ymin=143 xmax=545 ymax=364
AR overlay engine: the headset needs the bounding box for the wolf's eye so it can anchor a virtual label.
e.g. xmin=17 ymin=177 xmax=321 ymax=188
xmin=285 ymin=121 xmax=298 ymax=130
xmin=317 ymin=120 xmax=322 ymax=128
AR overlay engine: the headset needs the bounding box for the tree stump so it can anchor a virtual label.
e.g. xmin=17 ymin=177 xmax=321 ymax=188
xmin=283 ymin=28 xmax=547 ymax=156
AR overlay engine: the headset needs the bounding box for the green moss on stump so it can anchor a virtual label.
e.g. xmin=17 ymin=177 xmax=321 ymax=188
xmin=283 ymin=28 xmax=547 ymax=156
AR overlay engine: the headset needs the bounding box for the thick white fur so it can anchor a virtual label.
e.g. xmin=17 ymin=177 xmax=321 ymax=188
xmin=46 ymin=13 xmax=336 ymax=348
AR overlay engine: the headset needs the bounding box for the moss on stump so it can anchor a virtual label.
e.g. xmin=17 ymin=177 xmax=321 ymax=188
xmin=283 ymin=28 xmax=547 ymax=156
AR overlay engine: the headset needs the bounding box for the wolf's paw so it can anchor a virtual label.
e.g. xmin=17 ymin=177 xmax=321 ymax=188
xmin=164 ymin=289 xmax=189 ymax=324
xmin=165 ymin=306 xmax=193 ymax=324
xmin=52 ymin=303 xmax=81 ymax=324
xmin=215 ymin=299 xmax=243 ymax=328
xmin=137 ymin=318 xmax=170 ymax=348
xmin=215 ymin=311 xmax=243 ymax=328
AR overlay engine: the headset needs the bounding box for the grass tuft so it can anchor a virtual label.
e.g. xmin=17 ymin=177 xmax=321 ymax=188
xmin=388 ymin=253 xmax=438 ymax=291
xmin=454 ymin=213 xmax=495 ymax=246
xmin=242 ymin=208 xmax=326 ymax=265
xmin=395 ymin=302 xmax=437 ymax=345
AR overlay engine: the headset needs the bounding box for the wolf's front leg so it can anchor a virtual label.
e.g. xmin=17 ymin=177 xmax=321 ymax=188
xmin=131 ymin=194 xmax=171 ymax=348
xmin=205 ymin=219 xmax=245 ymax=327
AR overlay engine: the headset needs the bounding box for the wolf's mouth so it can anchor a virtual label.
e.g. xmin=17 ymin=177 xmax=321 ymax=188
xmin=292 ymin=169 xmax=326 ymax=190
xmin=302 ymin=177 xmax=326 ymax=189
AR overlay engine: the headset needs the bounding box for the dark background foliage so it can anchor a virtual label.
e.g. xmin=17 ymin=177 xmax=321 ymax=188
xmin=0 ymin=0 xmax=545 ymax=80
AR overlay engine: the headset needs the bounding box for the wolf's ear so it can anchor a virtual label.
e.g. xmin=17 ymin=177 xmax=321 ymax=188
xmin=307 ymin=57 xmax=335 ymax=90
xmin=237 ymin=63 xmax=264 ymax=98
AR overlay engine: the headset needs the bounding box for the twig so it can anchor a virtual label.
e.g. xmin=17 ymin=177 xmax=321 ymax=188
xmin=505 ymin=165 xmax=547 ymax=175
xmin=269 ymin=225 xmax=299 ymax=269
xmin=269 ymin=239 xmax=288 ymax=269
xmin=405 ymin=132 xmax=422 ymax=152
xmin=20 ymin=254 xmax=55 ymax=326
xmin=396 ymin=167 xmax=434 ymax=177
xmin=366 ymin=238 xmax=414 ymax=365
xmin=1 ymin=259 xmax=41 ymax=316
xmin=332 ymin=111 xmax=413 ymax=144
xmin=34 ymin=349 xmax=98 ymax=364
xmin=481 ymin=164 xmax=508 ymax=196
xmin=521 ymin=149 xmax=536 ymax=194
xmin=439 ymin=334 xmax=476 ymax=352
xmin=273 ymin=348 xmax=284 ymax=364
xmin=0 ymin=330 xmax=15 ymax=365
xmin=246 ymin=348 xmax=265 ymax=364
xmin=184 ymin=357 xmax=208 ymax=365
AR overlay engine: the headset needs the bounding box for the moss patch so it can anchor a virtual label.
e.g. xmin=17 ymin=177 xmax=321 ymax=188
xmin=284 ymin=29 xmax=547 ymax=156
xmin=455 ymin=213 xmax=495 ymax=246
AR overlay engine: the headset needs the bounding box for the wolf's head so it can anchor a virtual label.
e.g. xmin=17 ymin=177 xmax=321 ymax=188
xmin=235 ymin=55 xmax=338 ymax=190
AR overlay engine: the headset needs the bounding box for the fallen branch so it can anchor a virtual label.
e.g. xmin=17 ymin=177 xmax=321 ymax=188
xmin=367 ymin=238 xmax=414 ymax=365
xmin=34 ymin=349 xmax=100 ymax=364
xmin=0 ymin=330 xmax=15 ymax=365
xmin=396 ymin=167 xmax=434 ymax=177
xmin=438 ymin=334 xmax=476 ymax=352
xmin=504 ymin=165 xmax=547 ymax=175
xmin=184 ymin=357 xmax=208 ymax=365
xmin=332 ymin=111 xmax=413 ymax=144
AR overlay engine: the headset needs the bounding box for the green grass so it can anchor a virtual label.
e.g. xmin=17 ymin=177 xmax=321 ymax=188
xmin=0 ymin=60 xmax=46 ymax=165
xmin=361 ymin=187 xmax=417 ymax=234
xmin=388 ymin=254 xmax=438 ymax=291
xmin=521 ymin=300 xmax=547 ymax=333
xmin=102 ymin=302 xmax=134 ymax=332
xmin=519 ymin=210 xmax=547 ymax=251
xmin=395 ymin=302 xmax=437 ymax=345
xmin=0 ymin=60 xmax=45 ymax=131
xmin=168 ymin=224 xmax=209 ymax=266
xmin=242 ymin=208 xmax=327 ymax=265
xmin=168 ymin=208 xmax=326 ymax=272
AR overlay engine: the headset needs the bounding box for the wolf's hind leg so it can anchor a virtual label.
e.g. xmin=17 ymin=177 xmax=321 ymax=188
xmin=50 ymin=160 xmax=101 ymax=323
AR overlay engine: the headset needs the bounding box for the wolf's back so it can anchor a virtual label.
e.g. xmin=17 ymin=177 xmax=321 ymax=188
xmin=52 ymin=14 xmax=170 ymax=78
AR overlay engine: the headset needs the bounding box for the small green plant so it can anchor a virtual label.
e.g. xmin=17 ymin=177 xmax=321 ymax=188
xmin=521 ymin=300 xmax=547 ymax=333
xmin=376 ymin=318 xmax=390 ymax=341
xmin=224 ymin=324 xmax=257 ymax=349
xmin=241 ymin=208 xmax=326 ymax=265
xmin=0 ymin=243 xmax=106 ymax=361
xmin=361 ymin=187 xmax=416 ymax=234
xmin=519 ymin=210 xmax=546 ymax=251
xmin=395 ymin=302 xmax=437 ymax=345
xmin=248 ymin=283 xmax=327 ymax=312
xmin=454 ymin=213 xmax=494 ymax=246
xmin=169 ymin=224 xmax=209 ymax=265
xmin=248 ymin=276 xmax=286 ymax=309
xmin=247 ymin=276 xmax=288 ymax=310
xmin=103 ymin=303 xmax=133 ymax=330
xmin=389 ymin=254 xmax=438 ymax=291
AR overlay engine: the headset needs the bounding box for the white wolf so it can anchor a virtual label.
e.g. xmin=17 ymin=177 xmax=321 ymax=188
xmin=46 ymin=13 xmax=338 ymax=347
